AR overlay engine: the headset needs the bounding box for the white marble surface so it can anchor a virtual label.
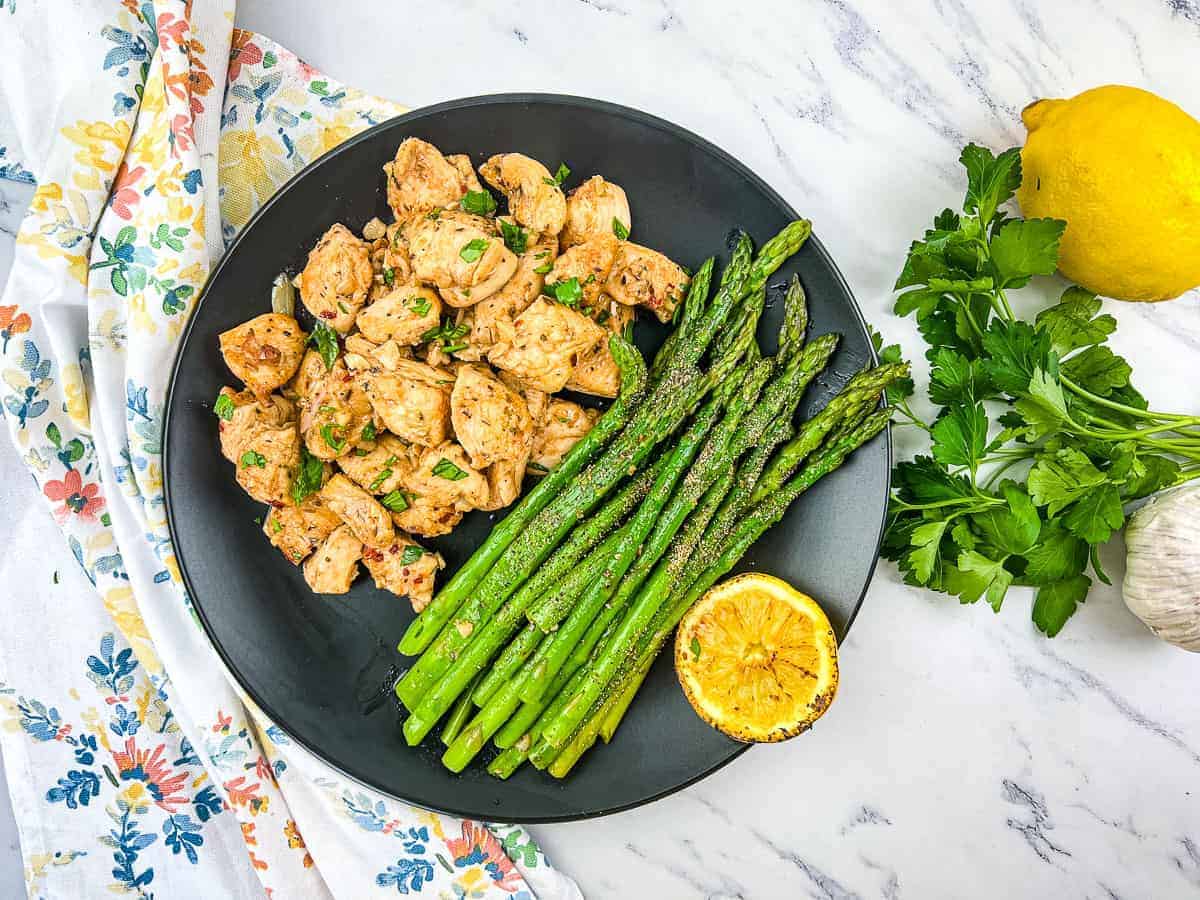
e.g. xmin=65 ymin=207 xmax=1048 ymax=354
xmin=4 ymin=0 xmax=1200 ymax=896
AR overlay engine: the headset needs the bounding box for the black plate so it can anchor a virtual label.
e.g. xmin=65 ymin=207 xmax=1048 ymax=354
xmin=164 ymin=94 xmax=889 ymax=823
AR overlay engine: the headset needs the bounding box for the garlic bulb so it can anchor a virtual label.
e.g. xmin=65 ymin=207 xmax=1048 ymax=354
xmin=1123 ymin=485 xmax=1200 ymax=651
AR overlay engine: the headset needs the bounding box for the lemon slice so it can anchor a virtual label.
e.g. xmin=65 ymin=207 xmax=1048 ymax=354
xmin=674 ymin=573 xmax=839 ymax=742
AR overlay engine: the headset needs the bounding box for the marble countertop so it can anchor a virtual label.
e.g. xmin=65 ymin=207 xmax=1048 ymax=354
xmin=3 ymin=1 xmax=1199 ymax=896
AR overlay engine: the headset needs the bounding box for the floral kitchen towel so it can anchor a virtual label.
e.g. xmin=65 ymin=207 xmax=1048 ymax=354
xmin=0 ymin=3 xmax=580 ymax=898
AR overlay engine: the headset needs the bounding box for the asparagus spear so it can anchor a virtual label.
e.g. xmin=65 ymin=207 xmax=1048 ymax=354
xmin=648 ymin=257 xmax=716 ymax=384
xmin=440 ymin=671 xmax=482 ymax=747
xmin=776 ymin=275 xmax=809 ymax=362
xmin=398 ymin=335 xmax=648 ymax=656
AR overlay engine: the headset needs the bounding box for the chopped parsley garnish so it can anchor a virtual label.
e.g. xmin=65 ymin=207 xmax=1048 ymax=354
xmin=459 ymin=238 xmax=490 ymax=263
xmin=291 ymin=445 xmax=324 ymax=504
xmin=544 ymin=277 xmax=583 ymax=308
xmin=361 ymin=422 xmax=377 ymax=442
xmin=612 ymin=217 xmax=629 ymax=240
xmin=499 ymin=219 xmax=528 ymax=255
xmin=318 ymin=405 xmax=337 ymax=414
xmin=271 ymin=518 xmax=283 ymax=534
xmin=337 ymin=301 xmax=350 ymax=314
xmin=422 ymin=318 xmax=470 ymax=353
xmin=690 ymin=637 xmax=702 ymax=660
xmin=381 ymin=490 xmax=409 ymax=512
xmin=240 ymin=450 xmax=266 ymax=468
xmin=533 ymin=261 xmax=553 ymax=275
xmin=320 ymin=424 xmax=345 ymax=451
xmin=460 ymin=190 xmax=498 ymax=216
xmin=425 ymin=209 xmax=441 ymax=221
xmin=408 ymin=296 xmax=432 ymax=316
xmin=382 ymin=266 xmax=396 ymax=287
xmin=400 ymin=545 xmax=425 ymax=565
xmin=432 ymin=457 xmax=469 ymax=481
xmin=543 ymin=162 xmax=570 ymax=187
xmin=369 ymin=467 xmax=392 ymax=492
xmin=213 ymin=392 xmax=235 ymax=421
xmin=307 ymin=321 xmax=339 ymax=371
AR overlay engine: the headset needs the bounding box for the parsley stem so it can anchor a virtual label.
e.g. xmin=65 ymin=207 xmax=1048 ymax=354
xmin=982 ymin=455 xmax=1029 ymax=489
xmin=1061 ymin=376 xmax=1200 ymax=424
xmin=890 ymin=496 xmax=1003 ymax=513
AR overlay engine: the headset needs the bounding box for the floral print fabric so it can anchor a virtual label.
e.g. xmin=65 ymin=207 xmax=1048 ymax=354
xmin=0 ymin=3 xmax=579 ymax=898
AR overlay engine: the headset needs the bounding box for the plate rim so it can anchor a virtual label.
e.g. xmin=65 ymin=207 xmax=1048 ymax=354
xmin=163 ymin=91 xmax=891 ymax=823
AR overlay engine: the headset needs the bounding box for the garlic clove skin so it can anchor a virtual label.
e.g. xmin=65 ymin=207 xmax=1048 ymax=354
xmin=1122 ymin=485 xmax=1200 ymax=652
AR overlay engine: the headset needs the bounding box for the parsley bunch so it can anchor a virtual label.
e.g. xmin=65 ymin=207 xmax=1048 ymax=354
xmin=882 ymin=144 xmax=1200 ymax=636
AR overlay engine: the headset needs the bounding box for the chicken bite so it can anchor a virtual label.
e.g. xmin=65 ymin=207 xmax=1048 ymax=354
xmin=478 ymin=153 xmax=567 ymax=235
xmin=390 ymin=496 xmax=464 ymax=538
xmin=445 ymin=154 xmax=485 ymax=195
xmin=361 ymin=536 xmax=444 ymax=612
xmin=463 ymin=235 xmax=557 ymax=358
xmin=234 ymin=420 xmax=301 ymax=507
xmin=403 ymin=442 xmax=489 ymax=511
xmin=529 ymin=399 xmax=599 ymax=474
xmin=547 ymin=233 xmax=619 ymax=312
xmin=216 ymin=388 xmax=295 ymax=463
xmin=218 ymin=313 xmax=307 ymax=398
xmin=320 ymin=473 xmax=396 ymax=547
xmin=298 ymin=357 xmax=376 ymax=461
xmin=561 ymin=175 xmax=631 ymax=248
xmin=264 ymin=494 xmax=342 ymax=565
xmin=303 ymin=524 xmax=362 ymax=594
xmin=406 ymin=209 xmax=517 ymax=306
xmin=450 ymin=364 xmax=535 ymax=470
xmin=487 ymin=297 xmax=608 ymax=393
xmin=384 ymin=138 xmax=476 ymax=218
xmin=605 ymin=242 xmax=690 ymax=324
xmin=565 ymin=333 xmax=620 ymax=398
xmin=344 ymin=353 xmax=454 ymax=447
xmin=298 ymin=224 xmax=374 ymax=333
xmin=356 ymin=285 xmax=441 ymax=345
xmin=334 ymin=434 xmax=417 ymax=495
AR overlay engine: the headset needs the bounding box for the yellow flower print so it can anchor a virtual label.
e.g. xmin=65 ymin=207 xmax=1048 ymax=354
xmin=102 ymin=585 xmax=163 ymax=675
xmin=60 ymin=119 xmax=132 ymax=176
xmin=128 ymin=291 xmax=159 ymax=337
xmin=417 ymin=809 xmax=448 ymax=842
xmin=60 ymin=363 xmax=91 ymax=427
xmin=218 ymin=129 xmax=291 ymax=231
xmin=454 ymin=867 xmax=490 ymax=899
xmin=119 ymin=782 xmax=151 ymax=814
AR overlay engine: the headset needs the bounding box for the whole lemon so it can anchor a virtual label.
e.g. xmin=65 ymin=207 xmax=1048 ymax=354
xmin=1017 ymin=85 xmax=1200 ymax=302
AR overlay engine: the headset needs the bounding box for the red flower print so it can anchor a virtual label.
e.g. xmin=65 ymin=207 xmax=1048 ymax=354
xmin=213 ymin=709 xmax=232 ymax=733
xmin=228 ymin=30 xmax=263 ymax=81
xmin=156 ymin=12 xmax=189 ymax=50
xmin=112 ymin=738 xmax=189 ymax=811
xmin=109 ymin=162 xmax=145 ymax=220
xmin=43 ymin=469 xmax=106 ymax=523
xmin=447 ymin=821 xmax=523 ymax=892
xmin=0 ymin=304 xmax=31 ymax=352
xmin=169 ymin=113 xmax=195 ymax=158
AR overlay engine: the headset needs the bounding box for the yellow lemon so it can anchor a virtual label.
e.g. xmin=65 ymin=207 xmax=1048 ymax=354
xmin=674 ymin=573 xmax=838 ymax=743
xmin=1017 ymin=85 xmax=1200 ymax=302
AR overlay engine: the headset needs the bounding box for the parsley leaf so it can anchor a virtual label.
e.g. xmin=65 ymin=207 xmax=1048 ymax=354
xmin=360 ymin=422 xmax=377 ymax=442
xmin=960 ymin=144 xmax=1022 ymax=224
xmin=1060 ymin=346 xmax=1131 ymax=397
xmin=545 ymin=162 xmax=570 ymax=186
xmin=381 ymin=490 xmax=409 ymax=512
xmin=533 ymin=261 xmax=553 ymax=275
xmin=382 ymin=266 xmax=395 ymax=287
xmin=1061 ymin=482 xmax=1124 ymax=544
xmin=930 ymin=403 xmax=988 ymax=470
xmin=408 ymin=295 xmax=432 ymax=317
xmin=400 ymin=544 xmax=424 ymax=565
xmin=320 ymin=424 xmax=345 ymax=452
xmin=1032 ymin=575 xmax=1091 ymax=637
xmin=460 ymin=190 xmax=497 ymax=216
xmin=545 ymin=277 xmax=583 ymax=308
xmin=499 ymin=219 xmax=528 ymax=255
xmin=1035 ymin=286 xmax=1116 ymax=355
xmin=612 ymin=217 xmax=630 ymax=240
xmin=213 ymin=392 xmax=236 ymax=421
xmin=946 ymin=550 xmax=1014 ymax=611
xmin=432 ymin=457 xmax=468 ymax=481
xmin=1027 ymin=448 xmax=1107 ymax=515
xmin=240 ymin=450 xmax=266 ymax=468
xmin=460 ymin=238 xmax=490 ymax=263
xmin=308 ymin=321 xmax=339 ymax=371
xmin=291 ymin=446 xmax=324 ymax=504
xmin=988 ymin=217 xmax=1066 ymax=288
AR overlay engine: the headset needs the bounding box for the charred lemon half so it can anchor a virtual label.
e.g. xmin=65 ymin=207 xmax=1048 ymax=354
xmin=675 ymin=573 xmax=839 ymax=743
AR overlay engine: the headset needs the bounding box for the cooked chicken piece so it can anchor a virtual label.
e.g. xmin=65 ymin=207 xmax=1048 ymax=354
xmin=218 ymin=313 xmax=307 ymax=398
xmin=463 ymin=235 xmax=557 ymax=358
xmin=368 ymin=221 xmax=414 ymax=286
xmin=565 ymin=332 xmax=620 ymax=398
xmin=344 ymin=353 xmax=453 ymax=447
xmin=384 ymin=138 xmax=477 ymax=218
xmin=406 ymin=209 xmax=518 ymax=307
xmin=605 ymin=242 xmax=690 ymax=324
xmin=487 ymin=297 xmax=608 ymax=393
xmin=287 ymin=349 xmax=325 ymax=402
xmin=403 ymin=442 xmax=489 ymax=511
xmin=561 ymin=176 xmax=632 ymax=248
xmin=298 ymin=357 xmax=375 ymax=461
xmin=320 ymin=473 xmax=396 ymax=547
xmin=264 ymin=494 xmax=342 ymax=565
xmin=356 ymin=285 xmax=441 ymax=345
xmin=216 ymin=388 xmax=295 ymax=463
xmin=334 ymin=434 xmax=418 ymax=495
xmin=303 ymin=524 xmax=362 ymax=594
xmin=361 ymin=535 xmax=445 ymax=612
xmin=450 ymin=364 xmax=535 ymax=470
xmin=298 ymin=224 xmax=373 ymax=333
xmin=390 ymin=497 xmax=463 ymax=538
xmin=547 ymin=233 xmax=619 ymax=312
xmin=498 ymin=371 xmax=549 ymax=427
xmin=234 ymin=420 xmax=301 ymax=507
xmin=529 ymin=399 xmax=599 ymax=474
xmin=479 ymin=154 xmax=567 ymax=235
xmin=480 ymin=457 xmax=527 ymax=511
xmin=445 ymin=154 xmax=485 ymax=195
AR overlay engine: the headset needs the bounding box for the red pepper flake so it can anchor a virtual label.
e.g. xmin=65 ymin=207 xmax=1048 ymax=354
xmin=388 ymin=545 xmax=399 ymax=554
xmin=319 ymin=310 xmax=335 ymax=319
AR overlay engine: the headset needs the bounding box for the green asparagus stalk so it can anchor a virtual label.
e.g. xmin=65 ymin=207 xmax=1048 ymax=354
xmin=398 ymin=335 xmax=648 ymax=656
xmin=649 ymin=257 xmax=716 ymax=383
xmin=471 ymin=623 xmax=542 ymax=708
xmin=440 ymin=671 xmax=483 ymax=747
xmin=776 ymin=275 xmax=809 ymax=362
